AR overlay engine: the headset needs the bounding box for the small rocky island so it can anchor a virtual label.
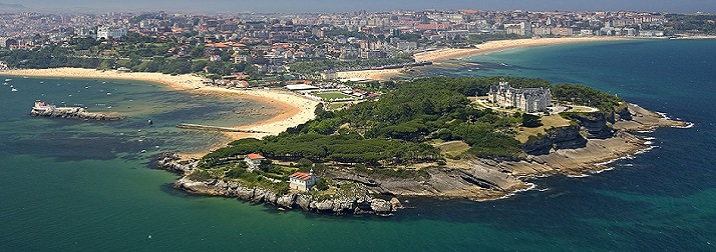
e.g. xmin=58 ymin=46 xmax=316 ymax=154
xmin=156 ymin=77 xmax=690 ymax=216
xmin=30 ymin=101 xmax=123 ymax=120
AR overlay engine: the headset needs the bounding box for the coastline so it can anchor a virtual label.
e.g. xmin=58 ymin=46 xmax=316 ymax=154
xmin=156 ymin=101 xmax=691 ymax=214
xmin=0 ymin=67 xmax=320 ymax=157
xmin=2 ymin=41 xmax=692 ymax=216
xmin=336 ymin=37 xmax=633 ymax=80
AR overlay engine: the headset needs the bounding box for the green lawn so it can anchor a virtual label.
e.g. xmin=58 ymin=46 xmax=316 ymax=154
xmin=315 ymin=92 xmax=353 ymax=100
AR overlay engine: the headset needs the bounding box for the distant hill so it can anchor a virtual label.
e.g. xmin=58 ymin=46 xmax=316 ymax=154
xmin=0 ymin=3 xmax=26 ymax=10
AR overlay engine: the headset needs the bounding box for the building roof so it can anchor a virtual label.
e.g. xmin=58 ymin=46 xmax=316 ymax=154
xmin=289 ymin=172 xmax=313 ymax=181
xmin=246 ymin=153 xmax=265 ymax=160
xmin=285 ymin=84 xmax=318 ymax=90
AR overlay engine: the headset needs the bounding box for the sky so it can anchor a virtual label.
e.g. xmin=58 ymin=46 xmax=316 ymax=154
xmin=4 ymin=0 xmax=715 ymax=14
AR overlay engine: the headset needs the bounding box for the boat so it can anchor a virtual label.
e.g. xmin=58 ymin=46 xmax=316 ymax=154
xmin=33 ymin=100 xmax=56 ymax=111
xmin=11 ymin=88 xmax=18 ymax=92
xmin=40 ymin=81 xmax=44 ymax=84
xmin=4 ymin=78 xmax=11 ymax=82
xmin=2 ymin=82 xmax=6 ymax=85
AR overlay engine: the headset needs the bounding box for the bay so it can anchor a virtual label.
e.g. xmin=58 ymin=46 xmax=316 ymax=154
xmin=2 ymin=39 xmax=715 ymax=251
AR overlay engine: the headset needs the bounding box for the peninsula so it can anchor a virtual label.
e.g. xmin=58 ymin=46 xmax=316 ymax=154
xmin=2 ymin=49 xmax=690 ymax=217
xmin=0 ymin=8 xmax=703 ymax=216
xmin=156 ymin=76 xmax=688 ymax=216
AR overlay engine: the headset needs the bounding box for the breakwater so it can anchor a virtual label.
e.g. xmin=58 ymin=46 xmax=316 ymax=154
xmin=30 ymin=106 xmax=123 ymax=120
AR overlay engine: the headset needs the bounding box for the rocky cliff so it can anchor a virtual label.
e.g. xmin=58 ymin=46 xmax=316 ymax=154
xmin=567 ymin=112 xmax=613 ymax=139
xmin=156 ymin=154 xmax=400 ymax=216
xmin=522 ymin=125 xmax=588 ymax=155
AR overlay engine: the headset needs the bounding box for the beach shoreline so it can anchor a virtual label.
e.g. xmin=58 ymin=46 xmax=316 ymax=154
xmin=0 ymin=68 xmax=320 ymax=157
xmin=336 ymin=37 xmax=634 ymax=80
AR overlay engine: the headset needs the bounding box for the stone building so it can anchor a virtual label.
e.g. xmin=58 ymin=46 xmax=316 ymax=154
xmin=488 ymin=81 xmax=551 ymax=112
xmin=289 ymin=169 xmax=318 ymax=192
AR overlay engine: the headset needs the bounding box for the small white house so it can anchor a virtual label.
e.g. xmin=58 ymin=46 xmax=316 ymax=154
xmin=289 ymin=169 xmax=318 ymax=192
xmin=244 ymin=153 xmax=265 ymax=170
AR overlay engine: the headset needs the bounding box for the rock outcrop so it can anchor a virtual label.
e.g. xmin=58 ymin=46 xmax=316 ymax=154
xmin=522 ymin=125 xmax=587 ymax=155
xmin=31 ymin=107 xmax=123 ymax=120
xmin=568 ymin=112 xmax=613 ymax=139
xmin=157 ymin=156 xmax=398 ymax=216
xmin=156 ymin=153 xmax=196 ymax=174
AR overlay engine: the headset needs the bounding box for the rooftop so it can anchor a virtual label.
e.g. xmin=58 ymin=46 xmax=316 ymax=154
xmin=246 ymin=153 xmax=265 ymax=160
xmin=289 ymin=172 xmax=313 ymax=181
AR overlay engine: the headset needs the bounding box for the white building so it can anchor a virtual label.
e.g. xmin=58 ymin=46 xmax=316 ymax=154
xmin=244 ymin=153 xmax=265 ymax=170
xmin=96 ymin=26 xmax=127 ymax=40
xmin=488 ymin=81 xmax=551 ymax=112
xmin=289 ymin=170 xmax=318 ymax=192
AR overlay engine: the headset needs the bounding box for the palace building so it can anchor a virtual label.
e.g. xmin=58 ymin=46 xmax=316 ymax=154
xmin=488 ymin=81 xmax=551 ymax=112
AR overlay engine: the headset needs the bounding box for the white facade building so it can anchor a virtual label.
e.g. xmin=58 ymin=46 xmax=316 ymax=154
xmin=488 ymin=81 xmax=551 ymax=112
xmin=289 ymin=170 xmax=318 ymax=192
xmin=244 ymin=153 xmax=265 ymax=170
xmin=96 ymin=26 xmax=127 ymax=40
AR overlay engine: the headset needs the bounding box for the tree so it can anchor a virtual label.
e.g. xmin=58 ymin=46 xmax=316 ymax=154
xmin=258 ymin=159 xmax=274 ymax=172
xmin=314 ymin=178 xmax=329 ymax=191
xmin=522 ymin=114 xmax=543 ymax=128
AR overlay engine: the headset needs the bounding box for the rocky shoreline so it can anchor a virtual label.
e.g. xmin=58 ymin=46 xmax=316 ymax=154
xmin=156 ymin=103 xmax=689 ymax=216
xmin=156 ymin=153 xmax=402 ymax=216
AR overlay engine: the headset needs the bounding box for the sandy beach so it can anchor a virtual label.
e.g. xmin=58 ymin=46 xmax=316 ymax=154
xmin=336 ymin=68 xmax=403 ymax=81
xmin=414 ymin=37 xmax=632 ymax=62
xmin=1 ymin=67 xmax=320 ymax=156
xmin=336 ymin=37 xmax=632 ymax=80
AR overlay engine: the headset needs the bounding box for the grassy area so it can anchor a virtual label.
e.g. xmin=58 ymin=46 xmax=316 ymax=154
xmin=515 ymin=113 xmax=572 ymax=143
xmin=569 ymin=105 xmax=599 ymax=113
xmin=435 ymin=140 xmax=471 ymax=157
xmin=315 ymin=92 xmax=353 ymax=100
xmin=327 ymin=102 xmax=352 ymax=110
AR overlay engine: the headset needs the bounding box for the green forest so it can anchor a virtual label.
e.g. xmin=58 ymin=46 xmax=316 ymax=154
xmin=194 ymin=76 xmax=625 ymax=192
xmin=666 ymin=14 xmax=716 ymax=35
xmin=202 ymin=76 xmax=597 ymax=170
xmin=0 ymin=33 xmax=247 ymax=76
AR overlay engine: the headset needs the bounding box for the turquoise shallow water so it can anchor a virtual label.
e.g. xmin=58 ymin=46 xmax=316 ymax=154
xmin=2 ymin=40 xmax=716 ymax=251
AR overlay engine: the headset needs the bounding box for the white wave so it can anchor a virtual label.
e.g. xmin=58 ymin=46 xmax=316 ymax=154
xmin=593 ymin=145 xmax=656 ymax=168
xmin=589 ymin=166 xmax=616 ymax=175
xmin=567 ymin=173 xmax=591 ymax=178
xmin=672 ymin=122 xmax=695 ymax=129
xmin=494 ymin=182 xmax=537 ymax=200
xmin=656 ymin=111 xmax=671 ymax=120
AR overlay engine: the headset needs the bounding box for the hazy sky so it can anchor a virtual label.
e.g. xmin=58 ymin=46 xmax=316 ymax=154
xmin=6 ymin=0 xmax=716 ymax=13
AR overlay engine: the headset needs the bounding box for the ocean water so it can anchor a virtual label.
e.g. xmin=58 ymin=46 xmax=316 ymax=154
xmin=2 ymin=39 xmax=715 ymax=251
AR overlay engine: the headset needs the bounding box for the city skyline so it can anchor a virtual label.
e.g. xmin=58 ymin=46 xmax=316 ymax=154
xmin=2 ymin=0 xmax=715 ymax=14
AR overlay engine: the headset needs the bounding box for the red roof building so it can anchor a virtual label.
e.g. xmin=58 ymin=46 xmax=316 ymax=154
xmin=289 ymin=170 xmax=317 ymax=191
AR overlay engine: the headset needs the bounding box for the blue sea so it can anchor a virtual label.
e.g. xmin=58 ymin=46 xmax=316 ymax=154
xmin=1 ymin=39 xmax=715 ymax=251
